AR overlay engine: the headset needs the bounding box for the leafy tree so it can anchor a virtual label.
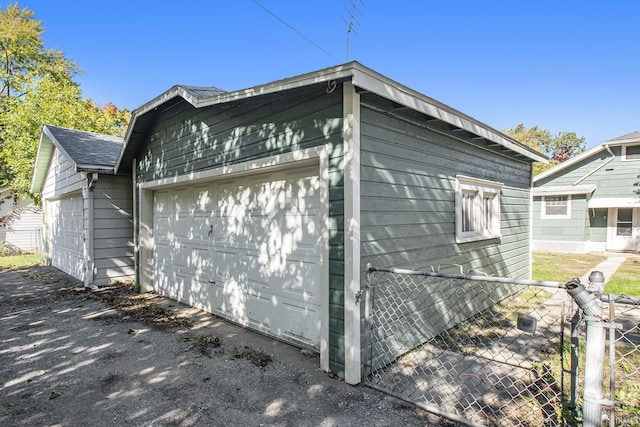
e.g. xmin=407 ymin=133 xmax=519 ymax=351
xmin=0 ymin=74 xmax=130 ymax=198
xmin=0 ymin=3 xmax=78 ymax=102
xmin=0 ymin=3 xmax=130 ymax=199
xmin=503 ymin=123 xmax=586 ymax=175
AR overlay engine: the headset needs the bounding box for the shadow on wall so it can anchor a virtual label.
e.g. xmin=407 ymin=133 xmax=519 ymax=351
xmin=144 ymin=99 xmax=343 ymax=349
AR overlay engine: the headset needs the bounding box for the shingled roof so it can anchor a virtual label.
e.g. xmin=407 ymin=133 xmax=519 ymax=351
xmin=30 ymin=125 xmax=125 ymax=194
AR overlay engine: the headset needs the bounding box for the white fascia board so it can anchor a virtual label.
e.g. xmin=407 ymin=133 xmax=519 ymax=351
xmin=117 ymin=85 xmax=199 ymax=169
xmin=532 ymin=184 xmax=598 ymax=196
xmin=30 ymin=130 xmax=54 ymax=194
xmin=533 ymin=144 xmax=609 ymax=183
xmin=604 ymin=135 xmax=640 ymax=145
xmin=588 ymin=197 xmax=640 ymax=208
xmin=196 ymin=64 xmax=356 ymax=109
xmin=41 ymin=125 xmax=76 ymax=170
xmin=121 ymin=61 xmax=546 ymax=175
xmin=534 ymin=136 xmax=640 ymax=183
xmin=349 ymin=64 xmax=548 ymax=163
xmin=117 ymin=64 xmax=358 ymax=173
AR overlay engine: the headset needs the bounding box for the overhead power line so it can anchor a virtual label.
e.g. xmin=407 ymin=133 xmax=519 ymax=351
xmin=251 ymin=0 xmax=339 ymax=62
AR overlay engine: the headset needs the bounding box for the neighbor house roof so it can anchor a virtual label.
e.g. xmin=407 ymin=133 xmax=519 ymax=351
xmin=30 ymin=125 xmax=124 ymax=194
xmin=115 ymin=61 xmax=547 ymax=173
xmin=532 ymin=184 xmax=597 ymax=196
xmin=533 ymin=131 xmax=640 ymax=183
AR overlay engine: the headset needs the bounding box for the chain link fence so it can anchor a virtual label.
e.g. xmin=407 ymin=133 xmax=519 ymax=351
xmin=364 ymin=265 xmax=640 ymax=426
xmin=364 ymin=265 xmax=569 ymax=426
xmin=577 ymin=293 xmax=640 ymax=427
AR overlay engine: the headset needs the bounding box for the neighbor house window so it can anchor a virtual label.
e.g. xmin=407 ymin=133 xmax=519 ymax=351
xmin=542 ymin=195 xmax=570 ymax=218
xmin=623 ymin=145 xmax=640 ymax=161
xmin=456 ymin=176 xmax=502 ymax=243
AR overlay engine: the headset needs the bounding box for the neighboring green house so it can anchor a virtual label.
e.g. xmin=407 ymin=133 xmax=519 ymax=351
xmin=532 ymin=131 xmax=640 ymax=253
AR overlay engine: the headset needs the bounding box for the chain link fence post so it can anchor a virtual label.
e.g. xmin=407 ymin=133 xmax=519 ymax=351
xmin=567 ymin=278 xmax=605 ymax=427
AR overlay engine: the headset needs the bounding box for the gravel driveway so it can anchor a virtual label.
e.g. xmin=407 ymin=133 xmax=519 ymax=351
xmin=0 ymin=265 xmax=451 ymax=426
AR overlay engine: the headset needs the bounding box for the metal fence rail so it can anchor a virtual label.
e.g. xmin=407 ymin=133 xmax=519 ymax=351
xmin=597 ymin=294 xmax=640 ymax=427
xmin=364 ymin=264 xmax=640 ymax=427
xmin=365 ymin=265 xmax=569 ymax=427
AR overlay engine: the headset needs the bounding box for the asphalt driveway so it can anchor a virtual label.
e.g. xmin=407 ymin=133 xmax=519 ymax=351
xmin=0 ymin=265 xmax=450 ymax=426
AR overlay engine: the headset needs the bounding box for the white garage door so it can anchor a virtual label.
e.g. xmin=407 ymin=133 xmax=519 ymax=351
xmin=153 ymin=165 xmax=323 ymax=349
xmin=47 ymin=194 xmax=84 ymax=280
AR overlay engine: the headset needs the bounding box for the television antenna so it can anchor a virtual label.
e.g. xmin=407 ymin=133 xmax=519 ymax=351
xmin=342 ymin=0 xmax=364 ymax=61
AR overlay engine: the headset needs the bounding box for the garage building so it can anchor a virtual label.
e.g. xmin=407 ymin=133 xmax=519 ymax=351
xmin=31 ymin=125 xmax=134 ymax=286
xmin=116 ymin=62 xmax=545 ymax=383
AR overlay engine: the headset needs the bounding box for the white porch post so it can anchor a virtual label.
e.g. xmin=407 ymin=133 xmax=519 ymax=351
xmin=343 ymin=81 xmax=361 ymax=385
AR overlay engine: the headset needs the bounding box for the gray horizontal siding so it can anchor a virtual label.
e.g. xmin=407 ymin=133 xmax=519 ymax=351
xmin=360 ymin=105 xmax=532 ymax=275
xmin=532 ymin=195 xmax=589 ymax=242
xmin=536 ymin=146 xmax=639 ymax=199
xmin=4 ymin=206 xmax=43 ymax=253
xmin=138 ymin=85 xmax=343 ymax=183
xmin=135 ymin=84 xmax=347 ymax=376
xmin=534 ymin=146 xmax=640 ymax=250
xmin=92 ymin=176 xmax=134 ymax=286
xmin=359 ymin=103 xmax=533 ymax=372
xmin=42 ymin=149 xmax=84 ymax=199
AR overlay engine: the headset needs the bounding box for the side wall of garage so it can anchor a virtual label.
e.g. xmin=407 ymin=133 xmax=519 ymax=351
xmin=358 ymin=94 xmax=534 ymax=372
xmin=91 ymin=175 xmax=135 ymax=286
xmin=135 ymin=83 xmax=347 ymax=375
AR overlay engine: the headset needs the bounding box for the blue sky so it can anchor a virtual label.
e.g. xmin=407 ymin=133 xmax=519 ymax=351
xmin=15 ymin=0 xmax=640 ymax=148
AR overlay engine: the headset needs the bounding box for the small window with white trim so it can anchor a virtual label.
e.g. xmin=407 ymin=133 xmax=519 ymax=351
xmin=623 ymin=145 xmax=640 ymax=161
xmin=542 ymin=195 xmax=571 ymax=218
xmin=456 ymin=176 xmax=502 ymax=243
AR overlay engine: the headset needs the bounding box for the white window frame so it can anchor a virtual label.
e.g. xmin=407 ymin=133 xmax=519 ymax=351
xmin=541 ymin=195 xmax=571 ymax=219
xmin=455 ymin=175 xmax=502 ymax=243
xmin=622 ymin=145 xmax=640 ymax=161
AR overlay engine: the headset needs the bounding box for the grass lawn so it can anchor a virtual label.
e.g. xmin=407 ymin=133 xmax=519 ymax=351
xmin=605 ymin=255 xmax=640 ymax=297
xmin=532 ymin=251 xmax=607 ymax=283
xmin=0 ymin=253 xmax=43 ymax=270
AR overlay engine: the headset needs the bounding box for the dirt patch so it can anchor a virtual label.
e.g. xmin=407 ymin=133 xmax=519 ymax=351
xmin=62 ymin=281 xmax=194 ymax=330
xmin=183 ymin=334 xmax=222 ymax=358
xmin=232 ymin=346 xmax=275 ymax=368
xmin=1 ymin=265 xmax=453 ymax=426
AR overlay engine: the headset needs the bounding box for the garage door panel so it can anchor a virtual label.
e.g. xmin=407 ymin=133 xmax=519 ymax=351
xmin=153 ymin=165 xmax=323 ymax=349
xmin=47 ymin=194 xmax=84 ymax=280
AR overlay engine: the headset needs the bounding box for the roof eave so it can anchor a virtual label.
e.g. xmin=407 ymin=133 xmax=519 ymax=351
xmin=30 ymin=129 xmax=56 ymax=194
xmin=75 ymin=165 xmax=116 ymax=174
xmin=348 ymin=64 xmax=547 ymax=163
xmin=533 ymin=143 xmax=609 ymax=183
xmin=117 ymin=62 xmax=547 ymax=170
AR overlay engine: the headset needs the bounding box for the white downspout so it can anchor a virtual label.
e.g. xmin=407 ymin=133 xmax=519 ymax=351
xmin=84 ymin=173 xmax=98 ymax=287
xmin=573 ymin=145 xmax=614 ymax=185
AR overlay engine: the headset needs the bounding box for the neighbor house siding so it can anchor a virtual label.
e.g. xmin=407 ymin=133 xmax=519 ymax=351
xmin=533 ymin=145 xmax=640 ymax=252
xmin=532 ymin=195 xmax=589 ymax=242
xmin=536 ymin=146 xmax=638 ymax=200
xmin=588 ymin=208 xmax=608 ymax=242
xmin=134 ymin=84 xmax=349 ymax=374
xmin=92 ymin=175 xmax=134 ymax=285
xmin=359 ymin=103 xmax=533 ymax=370
xmin=4 ymin=203 xmax=43 ymax=253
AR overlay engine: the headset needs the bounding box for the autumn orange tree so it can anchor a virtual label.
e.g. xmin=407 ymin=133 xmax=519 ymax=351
xmin=503 ymin=123 xmax=586 ymax=175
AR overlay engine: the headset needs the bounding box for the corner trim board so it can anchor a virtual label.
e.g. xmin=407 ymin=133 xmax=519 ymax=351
xmin=343 ymin=81 xmax=362 ymax=385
